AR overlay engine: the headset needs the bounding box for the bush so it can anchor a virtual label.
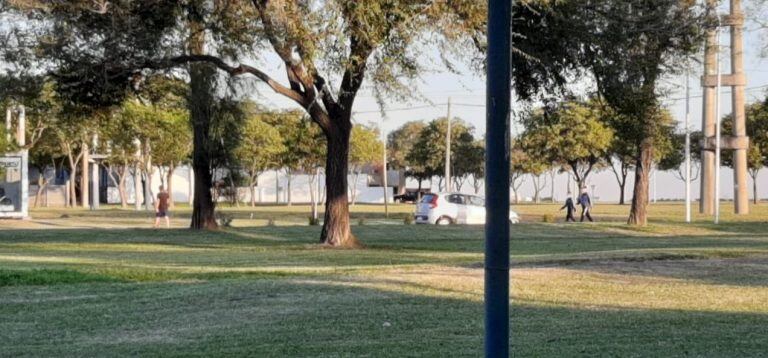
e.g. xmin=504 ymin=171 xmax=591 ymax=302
xmin=357 ymin=217 xmax=366 ymax=226
xmin=403 ymin=214 xmax=414 ymax=225
xmin=267 ymin=218 xmax=276 ymax=227
xmin=542 ymin=214 xmax=556 ymax=223
xmin=308 ymin=216 xmax=320 ymax=226
xmin=216 ymin=213 xmax=234 ymax=227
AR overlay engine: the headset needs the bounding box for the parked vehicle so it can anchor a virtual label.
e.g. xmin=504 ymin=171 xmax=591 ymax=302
xmin=414 ymin=193 xmax=519 ymax=225
xmin=393 ymin=189 xmax=430 ymax=203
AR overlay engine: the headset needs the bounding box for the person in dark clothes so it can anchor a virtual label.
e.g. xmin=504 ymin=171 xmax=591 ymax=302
xmin=560 ymin=196 xmax=576 ymax=222
xmin=578 ymin=189 xmax=593 ymax=222
xmin=153 ymin=185 xmax=171 ymax=228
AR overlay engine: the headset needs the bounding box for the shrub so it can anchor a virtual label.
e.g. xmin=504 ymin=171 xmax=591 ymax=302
xmin=357 ymin=217 xmax=366 ymax=226
xmin=308 ymin=216 xmax=320 ymax=226
xmin=216 ymin=213 xmax=234 ymax=227
xmin=542 ymin=214 xmax=556 ymax=223
xmin=267 ymin=218 xmax=276 ymax=227
xmin=403 ymin=214 xmax=414 ymax=225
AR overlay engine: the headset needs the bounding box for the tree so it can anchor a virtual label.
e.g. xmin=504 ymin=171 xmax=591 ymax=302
xmin=722 ymin=99 xmax=768 ymax=204
xmin=462 ymin=139 xmax=485 ymax=194
xmin=518 ymin=136 xmax=551 ymax=204
xmin=407 ymin=117 xmax=474 ymax=191
xmin=275 ymin=113 xmax=326 ymax=218
xmin=509 ymin=143 xmax=527 ymax=204
xmin=28 ymin=129 xmax=62 ymax=208
xmin=564 ymin=0 xmax=706 ymax=224
xmin=49 ymin=106 xmax=102 ymax=208
xmin=389 ymin=121 xmax=428 ymax=195
xmin=0 ymin=78 xmax=59 ymax=206
xmin=657 ymin=130 xmax=703 ymax=185
xmin=7 ymin=0 xmax=600 ymax=246
xmin=520 ymin=101 xmax=614 ymax=191
xmin=234 ymin=110 xmax=286 ymax=207
xmin=100 ymin=113 xmax=139 ymax=209
xmin=601 ymin=102 xmax=677 ymax=205
xmin=150 ymin=109 xmax=192 ymax=210
xmin=451 ymin=131 xmax=482 ymax=192
xmin=348 ymin=124 xmax=383 ymax=206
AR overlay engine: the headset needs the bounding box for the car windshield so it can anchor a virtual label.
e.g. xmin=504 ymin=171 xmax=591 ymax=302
xmin=469 ymin=196 xmax=485 ymax=206
xmin=447 ymin=194 xmax=465 ymax=205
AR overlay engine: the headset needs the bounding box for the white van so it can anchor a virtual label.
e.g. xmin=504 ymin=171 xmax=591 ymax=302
xmin=414 ymin=193 xmax=520 ymax=225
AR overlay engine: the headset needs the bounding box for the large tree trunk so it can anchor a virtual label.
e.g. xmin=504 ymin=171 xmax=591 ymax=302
xmin=188 ymin=62 xmax=218 ymax=230
xmin=628 ymin=139 xmax=653 ymax=225
xmin=320 ymin=128 xmax=357 ymax=247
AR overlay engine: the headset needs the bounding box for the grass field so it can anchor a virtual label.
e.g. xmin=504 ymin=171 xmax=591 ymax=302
xmin=1 ymin=202 xmax=768 ymax=357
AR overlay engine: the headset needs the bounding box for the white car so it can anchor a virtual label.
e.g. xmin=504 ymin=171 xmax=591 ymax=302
xmin=414 ymin=193 xmax=520 ymax=225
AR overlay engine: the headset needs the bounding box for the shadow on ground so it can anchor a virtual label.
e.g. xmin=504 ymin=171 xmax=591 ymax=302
xmin=1 ymin=278 xmax=766 ymax=357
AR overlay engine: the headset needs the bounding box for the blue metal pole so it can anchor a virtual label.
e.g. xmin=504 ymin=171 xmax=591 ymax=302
xmin=485 ymin=0 xmax=512 ymax=357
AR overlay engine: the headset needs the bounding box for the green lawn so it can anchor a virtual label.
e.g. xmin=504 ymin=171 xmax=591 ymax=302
xmin=1 ymin=203 xmax=768 ymax=357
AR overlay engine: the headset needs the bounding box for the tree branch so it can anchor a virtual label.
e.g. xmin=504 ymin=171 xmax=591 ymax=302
xmin=142 ymin=54 xmax=308 ymax=107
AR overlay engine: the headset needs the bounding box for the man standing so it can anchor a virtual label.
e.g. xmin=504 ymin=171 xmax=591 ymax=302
xmin=154 ymin=185 xmax=171 ymax=228
xmin=578 ymin=188 xmax=593 ymax=222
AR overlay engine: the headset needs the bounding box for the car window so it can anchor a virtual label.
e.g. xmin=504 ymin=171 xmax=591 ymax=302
xmin=469 ymin=196 xmax=484 ymax=206
xmin=447 ymin=194 xmax=465 ymax=205
xmin=420 ymin=194 xmax=435 ymax=203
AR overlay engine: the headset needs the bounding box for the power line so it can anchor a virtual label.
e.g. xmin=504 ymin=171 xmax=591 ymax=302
xmin=663 ymin=84 xmax=768 ymax=102
xmin=351 ymin=84 xmax=768 ymax=114
xmin=352 ymin=104 xmax=445 ymax=114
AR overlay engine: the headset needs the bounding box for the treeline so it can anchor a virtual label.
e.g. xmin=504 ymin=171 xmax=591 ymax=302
xmin=3 ymin=76 xmax=384 ymax=212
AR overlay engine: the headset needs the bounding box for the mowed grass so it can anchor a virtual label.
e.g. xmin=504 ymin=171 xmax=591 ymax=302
xmin=1 ymin=203 xmax=768 ymax=357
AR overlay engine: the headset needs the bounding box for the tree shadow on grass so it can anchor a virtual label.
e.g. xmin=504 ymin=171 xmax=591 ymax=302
xmin=529 ymin=255 xmax=768 ymax=288
xmin=1 ymin=278 xmax=767 ymax=357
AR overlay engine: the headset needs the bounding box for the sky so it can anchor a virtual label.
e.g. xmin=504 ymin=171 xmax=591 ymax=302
xmin=243 ymin=7 xmax=768 ymax=204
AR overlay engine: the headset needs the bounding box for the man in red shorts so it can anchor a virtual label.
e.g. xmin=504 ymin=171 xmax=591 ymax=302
xmin=153 ymin=185 xmax=171 ymax=228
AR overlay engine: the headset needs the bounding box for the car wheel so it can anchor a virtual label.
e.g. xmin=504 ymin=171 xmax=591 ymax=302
xmin=436 ymin=216 xmax=452 ymax=225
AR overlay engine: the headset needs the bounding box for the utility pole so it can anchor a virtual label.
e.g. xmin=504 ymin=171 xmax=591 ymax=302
xmin=485 ymin=0 xmax=511 ymax=356
xmin=133 ymin=139 xmax=141 ymax=211
xmin=81 ymin=142 xmax=89 ymax=209
xmin=730 ymin=0 xmax=749 ymax=214
xmin=652 ymin=167 xmax=657 ymax=203
xmin=715 ymin=25 xmax=722 ymax=224
xmin=685 ymin=70 xmax=692 ymax=223
xmin=701 ymin=0 xmax=749 ymax=216
xmin=382 ymin=141 xmax=389 ymax=219
xmin=90 ymin=134 xmax=99 ymax=210
xmin=700 ymin=1 xmax=717 ymax=215
xmin=445 ymin=97 xmax=452 ymax=192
